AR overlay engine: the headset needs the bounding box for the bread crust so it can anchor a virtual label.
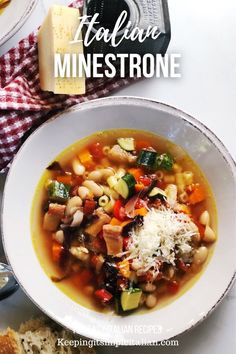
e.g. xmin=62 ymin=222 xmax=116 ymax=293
xmin=0 ymin=328 xmax=23 ymax=354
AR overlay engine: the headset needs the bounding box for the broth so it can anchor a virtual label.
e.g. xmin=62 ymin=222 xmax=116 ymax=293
xmin=31 ymin=129 xmax=217 ymax=314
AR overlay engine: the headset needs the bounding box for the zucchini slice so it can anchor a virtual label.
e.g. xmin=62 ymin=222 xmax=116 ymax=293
xmin=117 ymin=138 xmax=135 ymax=151
xmin=121 ymin=288 xmax=142 ymax=311
xmin=48 ymin=181 xmax=70 ymax=203
xmin=137 ymin=149 xmax=157 ymax=168
xmin=148 ymin=187 xmax=167 ymax=200
xmin=114 ymin=173 xmax=136 ymax=199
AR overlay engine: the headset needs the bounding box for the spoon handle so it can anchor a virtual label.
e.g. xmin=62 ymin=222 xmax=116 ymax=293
xmin=0 ymin=262 xmax=19 ymax=300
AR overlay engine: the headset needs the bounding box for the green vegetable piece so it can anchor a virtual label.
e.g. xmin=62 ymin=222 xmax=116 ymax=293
xmin=148 ymin=187 xmax=167 ymax=200
xmin=48 ymin=181 xmax=70 ymax=203
xmin=121 ymin=288 xmax=142 ymax=311
xmin=114 ymin=173 xmax=136 ymax=199
xmin=137 ymin=149 xmax=157 ymax=168
xmin=117 ymin=138 xmax=135 ymax=151
xmin=154 ymin=153 xmax=174 ymax=171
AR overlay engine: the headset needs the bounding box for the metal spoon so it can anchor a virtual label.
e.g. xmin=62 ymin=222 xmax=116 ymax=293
xmin=0 ymin=262 xmax=19 ymax=300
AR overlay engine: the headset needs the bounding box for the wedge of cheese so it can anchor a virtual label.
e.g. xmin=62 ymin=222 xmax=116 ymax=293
xmin=38 ymin=5 xmax=85 ymax=95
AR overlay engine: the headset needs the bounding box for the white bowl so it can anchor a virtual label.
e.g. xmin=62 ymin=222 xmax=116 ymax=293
xmin=0 ymin=0 xmax=38 ymax=46
xmin=2 ymin=97 xmax=236 ymax=344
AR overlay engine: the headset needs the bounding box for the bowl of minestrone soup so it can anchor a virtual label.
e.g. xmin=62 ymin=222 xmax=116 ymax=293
xmin=2 ymin=97 xmax=236 ymax=344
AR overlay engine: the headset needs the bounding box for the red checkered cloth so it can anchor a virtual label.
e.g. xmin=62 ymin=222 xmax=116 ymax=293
xmin=0 ymin=0 xmax=134 ymax=172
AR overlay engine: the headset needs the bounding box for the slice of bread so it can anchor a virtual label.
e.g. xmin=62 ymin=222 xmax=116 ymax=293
xmin=0 ymin=317 xmax=96 ymax=354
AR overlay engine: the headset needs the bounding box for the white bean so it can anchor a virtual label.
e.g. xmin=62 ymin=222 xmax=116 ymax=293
xmin=72 ymin=158 xmax=85 ymax=176
xmin=70 ymin=209 xmax=84 ymax=227
xmin=146 ymin=294 xmax=157 ymax=308
xmin=140 ymin=283 xmax=157 ymax=293
xmin=66 ymin=196 xmax=82 ymax=216
xmin=82 ymin=180 xmax=103 ymax=197
xmin=87 ymin=170 xmax=102 ymax=182
xmin=52 ymin=230 xmax=64 ymax=244
xmin=193 ymin=246 xmax=208 ymax=265
xmin=78 ymin=186 xmax=90 ymax=199
xmin=70 ymin=246 xmax=89 ymax=261
xmin=100 ymin=168 xmax=114 ymax=179
xmin=166 ymin=266 xmax=175 ymax=279
xmin=199 ymin=210 xmax=210 ymax=226
xmin=203 ymin=225 xmax=216 ymax=243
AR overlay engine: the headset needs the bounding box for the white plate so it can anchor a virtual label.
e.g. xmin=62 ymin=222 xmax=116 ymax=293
xmin=2 ymin=97 xmax=236 ymax=344
xmin=0 ymin=0 xmax=38 ymax=46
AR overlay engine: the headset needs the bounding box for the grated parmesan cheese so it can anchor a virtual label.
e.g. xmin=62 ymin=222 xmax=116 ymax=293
xmin=125 ymin=207 xmax=199 ymax=279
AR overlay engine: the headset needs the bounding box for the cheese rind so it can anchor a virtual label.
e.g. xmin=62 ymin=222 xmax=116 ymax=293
xmin=38 ymin=5 xmax=85 ymax=95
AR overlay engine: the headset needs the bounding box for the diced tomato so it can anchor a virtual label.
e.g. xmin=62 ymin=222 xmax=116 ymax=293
xmin=138 ymin=272 xmax=153 ymax=283
xmin=123 ymin=237 xmax=130 ymax=250
xmin=94 ymin=288 xmax=113 ymax=303
xmin=72 ymin=175 xmax=83 ymax=186
xmin=177 ymin=259 xmax=190 ymax=273
xmin=167 ymin=280 xmax=180 ymax=295
xmin=135 ymin=198 xmax=146 ymax=209
xmin=113 ymin=200 xmax=126 ymax=221
xmin=138 ymin=175 xmax=152 ymax=186
xmin=89 ymin=142 xmax=104 ymax=161
xmin=52 ymin=241 xmax=64 ymax=263
xmin=84 ymin=199 xmax=96 ymax=215
xmin=136 ymin=140 xmax=153 ymax=151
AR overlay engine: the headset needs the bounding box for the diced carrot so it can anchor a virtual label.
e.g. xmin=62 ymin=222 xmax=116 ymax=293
xmin=136 ymin=140 xmax=152 ymax=151
xmin=128 ymin=168 xmax=144 ymax=181
xmin=121 ymin=220 xmax=131 ymax=227
xmin=118 ymin=259 xmax=131 ymax=278
xmin=78 ymin=149 xmax=95 ymax=170
xmin=188 ymin=184 xmax=206 ymax=205
xmin=135 ymin=183 xmax=145 ymax=192
xmin=110 ymin=217 xmax=122 ymax=226
xmin=134 ymin=207 xmax=148 ymax=216
xmin=52 ymin=241 xmax=64 ymax=263
xmin=56 ymin=175 xmax=72 ymax=185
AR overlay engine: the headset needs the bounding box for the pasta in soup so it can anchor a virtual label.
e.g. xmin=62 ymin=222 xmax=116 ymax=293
xmin=31 ymin=129 xmax=217 ymax=314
